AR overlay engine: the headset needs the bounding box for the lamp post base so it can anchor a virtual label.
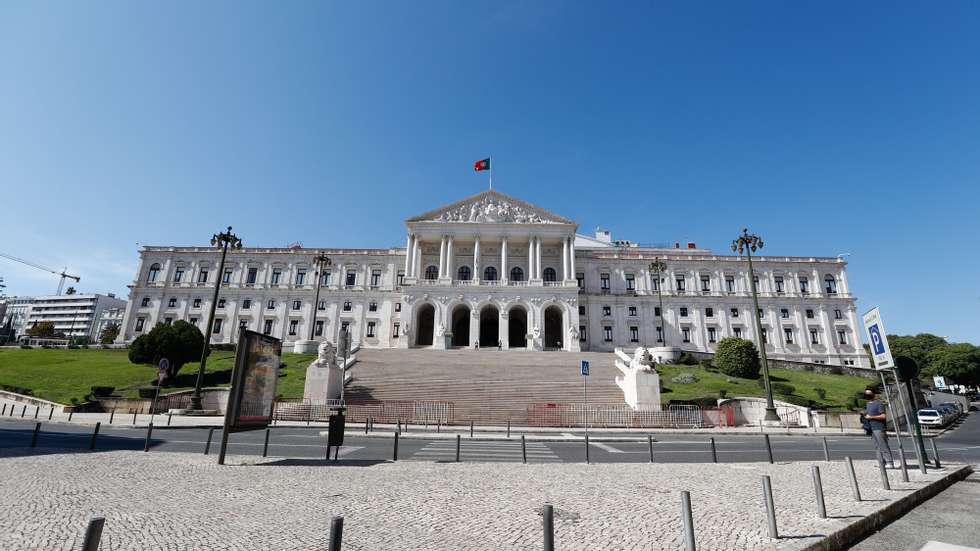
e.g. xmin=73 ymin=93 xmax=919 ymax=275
xmin=763 ymin=407 xmax=781 ymax=423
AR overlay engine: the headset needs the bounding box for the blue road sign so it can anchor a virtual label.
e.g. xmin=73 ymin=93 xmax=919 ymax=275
xmin=869 ymin=324 xmax=885 ymax=355
xmin=581 ymin=360 xmax=590 ymax=376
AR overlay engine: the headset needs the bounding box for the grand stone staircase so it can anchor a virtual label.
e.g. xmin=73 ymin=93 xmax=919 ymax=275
xmin=344 ymin=349 xmax=625 ymax=425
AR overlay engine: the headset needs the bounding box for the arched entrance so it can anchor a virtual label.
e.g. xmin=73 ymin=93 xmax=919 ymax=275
xmin=479 ymin=305 xmax=499 ymax=348
xmin=415 ymin=303 xmax=435 ymax=347
xmin=508 ymin=306 xmax=527 ymax=349
xmin=544 ymin=305 xmax=563 ymax=350
xmin=451 ymin=304 xmax=470 ymax=347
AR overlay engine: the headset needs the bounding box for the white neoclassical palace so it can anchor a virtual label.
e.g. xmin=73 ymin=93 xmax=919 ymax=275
xmin=118 ymin=190 xmax=869 ymax=367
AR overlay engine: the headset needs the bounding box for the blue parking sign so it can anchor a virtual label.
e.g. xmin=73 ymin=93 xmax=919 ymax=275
xmin=581 ymin=360 xmax=589 ymax=376
xmin=869 ymin=324 xmax=885 ymax=355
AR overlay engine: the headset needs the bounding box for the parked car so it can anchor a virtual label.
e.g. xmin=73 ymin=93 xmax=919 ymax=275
xmin=934 ymin=404 xmax=958 ymax=424
xmin=940 ymin=401 xmax=965 ymax=415
xmin=918 ymin=409 xmax=945 ymax=427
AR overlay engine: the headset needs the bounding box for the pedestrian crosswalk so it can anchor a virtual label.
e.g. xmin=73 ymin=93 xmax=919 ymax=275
xmin=411 ymin=439 xmax=562 ymax=462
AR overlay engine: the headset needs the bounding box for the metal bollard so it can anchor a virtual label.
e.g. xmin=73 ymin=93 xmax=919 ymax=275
xmin=763 ymin=434 xmax=774 ymax=464
xmin=876 ymin=452 xmax=891 ymax=491
xmin=839 ymin=418 xmax=844 ymax=433
xmin=81 ymin=517 xmax=106 ymax=551
xmin=899 ymin=451 xmax=910 ymax=483
xmin=263 ymin=428 xmax=270 ymax=457
xmin=437 ymin=419 xmax=440 ymax=433
xmin=543 ymin=504 xmax=555 ymax=551
xmin=21 ymin=404 xmax=26 ymax=417
xmin=48 ymin=407 xmax=54 ymax=421
xmin=1 ymin=404 xmax=5 ymax=416
xmin=811 ymin=466 xmax=826 ymax=519
xmin=709 ymin=437 xmax=717 ymax=463
xmin=31 ymin=422 xmax=41 ymax=448
xmin=585 ymin=434 xmax=590 ymax=464
xmin=132 ymin=410 xmax=137 ymax=424
xmin=328 ymin=515 xmax=344 ymax=551
xmin=325 ymin=443 xmax=331 ymax=461
xmin=397 ymin=419 xmax=401 ymax=433
xmin=34 ymin=406 xmax=39 ymax=419
xmin=507 ymin=420 xmax=511 ymax=439
xmin=522 ymin=435 xmax=527 ymax=464
xmin=681 ymin=491 xmax=696 ymax=551
xmin=144 ymin=423 xmax=154 ymax=452
xmin=931 ymin=438 xmax=941 ymax=469
xmin=364 ymin=420 xmax=369 ymax=434
xmin=109 ymin=408 xmax=115 ymax=424
xmin=822 ymin=437 xmax=830 ymax=461
xmin=762 ymin=475 xmax=779 ymax=539
xmin=456 ymin=434 xmax=461 ymax=463
xmin=470 ymin=421 xmax=474 ymax=438
xmin=204 ymin=428 xmax=215 ymax=455
xmin=648 ymin=434 xmax=654 ymax=463
xmin=89 ymin=422 xmax=101 ymax=450
xmin=393 ymin=431 xmax=399 ymax=461
xmin=845 ymin=456 xmax=862 ymax=501
xmin=167 ymin=412 xmax=173 ymax=426
xmin=68 ymin=410 xmax=74 ymax=422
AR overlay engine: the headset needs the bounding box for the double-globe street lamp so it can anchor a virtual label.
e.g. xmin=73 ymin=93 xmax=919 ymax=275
xmin=190 ymin=226 xmax=243 ymax=412
xmin=648 ymin=258 xmax=668 ymax=347
xmin=309 ymin=253 xmax=332 ymax=341
xmin=732 ymin=228 xmax=780 ymax=423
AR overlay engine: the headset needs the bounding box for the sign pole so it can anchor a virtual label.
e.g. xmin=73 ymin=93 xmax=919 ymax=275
xmin=581 ymin=360 xmax=590 ymax=435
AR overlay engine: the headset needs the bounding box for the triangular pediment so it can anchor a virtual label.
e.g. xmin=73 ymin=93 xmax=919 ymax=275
xmin=407 ymin=190 xmax=574 ymax=225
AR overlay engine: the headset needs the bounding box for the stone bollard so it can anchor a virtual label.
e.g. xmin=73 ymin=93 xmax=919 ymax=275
xmin=762 ymin=475 xmax=779 ymax=539
xmin=680 ymin=491 xmax=696 ymax=551
xmin=845 ymin=456 xmax=862 ymax=501
xmin=811 ymin=466 xmax=826 ymax=518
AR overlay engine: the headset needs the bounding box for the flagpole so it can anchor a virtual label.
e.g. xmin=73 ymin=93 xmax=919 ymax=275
xmin=489 ymin=154 xmax=492 ymax=190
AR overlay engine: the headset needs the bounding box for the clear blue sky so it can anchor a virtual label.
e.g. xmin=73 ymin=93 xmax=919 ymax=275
xmin=1 ymin=2 xmax=978 ymax=342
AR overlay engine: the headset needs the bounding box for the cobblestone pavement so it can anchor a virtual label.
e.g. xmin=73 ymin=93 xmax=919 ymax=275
xmin=0 ymin=449 xmax=959 ymax=550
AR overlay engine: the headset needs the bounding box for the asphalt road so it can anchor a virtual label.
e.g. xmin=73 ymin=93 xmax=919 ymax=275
xmin=2 ymin=413 xmax=978 ymax=465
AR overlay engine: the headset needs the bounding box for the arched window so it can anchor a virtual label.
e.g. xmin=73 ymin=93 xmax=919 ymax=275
xmin=484 ymin=266 xmax=498 ymax=281
xmin=424 ymin=265 xmax=439 ymax=280
xmin=147 ymin=263 xmax=161 ymax=282
xmin=543 ymin=267 xmax=557 ymax=282
xmin=824 ymin=275 xmax=838 ymax=294
xmin=510 ymin=267 xmax=524 ymax=281
xmin=457 ymin=266 xmax=471 ymax=281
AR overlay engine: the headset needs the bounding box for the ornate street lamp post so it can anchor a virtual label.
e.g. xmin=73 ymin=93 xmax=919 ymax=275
xmin=190 ymin=227 xmax=243 ymax=411
xmin=648 ymin=259 xmax=668 ymax=347
xmin=732 ymin=228 xmax=780 ymax=423
xmin=309 ymin=253 xmax=332 ymax=341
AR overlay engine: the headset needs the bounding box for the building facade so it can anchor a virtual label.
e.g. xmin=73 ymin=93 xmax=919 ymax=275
xmin=1 ymin=296 xmax=35 ymax=339
xmin=118 ymin=190 xmax=869 ymax=367
xmin=25 ymin=294 xmax=127 ymax=341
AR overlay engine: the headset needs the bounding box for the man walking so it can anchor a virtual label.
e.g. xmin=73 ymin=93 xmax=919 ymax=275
xmin=864 ymin=389 xmax=894 ymax=468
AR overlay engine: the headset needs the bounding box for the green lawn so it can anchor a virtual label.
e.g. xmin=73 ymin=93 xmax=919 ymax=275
xmin=0 ymin=348 xmax=314 ymax=404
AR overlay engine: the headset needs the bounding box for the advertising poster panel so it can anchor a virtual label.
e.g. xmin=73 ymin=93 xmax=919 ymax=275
xmin=225 ymin=329 xmax=281 ymax=433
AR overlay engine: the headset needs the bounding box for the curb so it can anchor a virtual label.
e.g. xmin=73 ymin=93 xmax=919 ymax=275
xmin=800 ymin=464 xmax=975 ymax=551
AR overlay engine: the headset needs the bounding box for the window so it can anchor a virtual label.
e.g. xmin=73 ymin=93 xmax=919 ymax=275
xmin=650 ymin=276 xmax=660 ymax=291
xmin=602 ymin=306 xmax=611 ymax=317
xmin=625 ymin=274 xmax=635 ymax=290
xmin=758 ymin=309 xmax=764 ymax=318
xmin=147 ymin=264 xmax=160 ymax=282
xmin=263 ymin=319 xmax=273 ymax=335
xmin=367 ymin=322 xmax=376 ymax=338
xmin=296 ymin=271 xmax=306 ymax=285
xmin=725 ymin=276 xmax=735 ymax=293
xmin=761 ymin=328 xmax=768 ymax=344
xmin=197 ymin=269 xmax=208 ymax=283
xmin=168 ymin=297 xmax=177 ymax=308
xmin=799 ymin=277 xmax=809 ymax=294
xmin=837 ymin=330 xmax=847 ymax=345
xmin=834 ymin=309 xmax=843 ymax=320
xmin=484 ymin=266 xmax=498 ymax=281
xmin=246 ymin=268 xmax=258 ymax=284
xmin=425 ymin=265 xmax=438 ymax=280
xmin=396 ymin=272 xmax=404 ymax=286
xmin=193 ymin=298 xmax=201 ymax=308
xmin=603 ymin=326 xmax=613 ymax=342
xmin=628 ymin=306 xmax=637 ymax=317
xmin=315 ymin=320 xmax=324 ymax=337
xmin=343 ymin=301 xmax=352 ymax=312
xmin=345 ymin=271 xmax=357 ymax=287
xmin=459 ymin=266 xmax=472 ymax=281
xmin=190 ymin=318 xmax=198 ymax=326
xmin=135 ymin=318 xmax=145 ymax=331
xmin=733 ymin=327 xmax=742 ymax=338
xmin=267 ymin=300 xmax=275 ymax=310
xmin=392 ymin=323 xmax=399 ymax=338
xmin=780 ymin=308 xmax=789 ymax=319
xmin=369 ymin=301 xmax=377 ymax=312
xmin=218 ymin=299 xmax=226 ymax=309
xmin=140 ymin=297 xmax=150 ymax=307
xmin=173 ymin=268 xmax=184 ymax=282
xmin=579 ymin=326 xmax=586 ymax=341
xmin=825 ymin=275 xmax=838 ymax=294
xmin=340 ymin=321 xmax=350 ymax=334
xmin=810 ymin=329 xmax=819 ymax=345
xmin=238 ymin=319 xmax=246 ymax=330
xmin=682 ymin=327 xmax=691 ymax=343
xmin=394 ymin=302 xmax=401 ymax=312
xmin=212 ymin=318 xmax=223 ymax=334
xmin=320 ymin=271 xmax=331 ymax=286
xmin=576 ymin=273 xmax=584 ymax=288
xmin=288 ymin=320 xmax=298 ymax=335
xmin=753 ymin=276 xmax=760 ymax=289
xmin=730 ymin=308 xmax=739 ymax=318
xmin=164 ymin=317 xmax=173 ymax=325
xmin=675 ymin=277 xmax=686 ymax=292
xmin=318 ymin=300 xmax=326 ymax=311
xmin=630 ymin=326 xmax=639 ymax=342
xmin=578 ymin=305 xmax=586 ymax=315
xmin=700 ymin=276 xmax=710 ymax=292
xmin=242 ymin=299 xmax=251 ymax=309
xmin=774 ymin=276 xmax=785 ymax=293
xmin=708 ymin=327 xmax=717 ymax=343
xmin=543 ymin=267 xmax=557 ymax=282
xmin=655 ymin=307 xmax=661 ymax=317
xmin=705 ymin=307 xmax=714 ymax=318
xmin=680 ymin=307 xmax=688 ymax=317
xmin=806 ymin=309 xmax=814 ymax=319
xmin=271 ymin=269 xmax=282 ymax=285
xmin=222 ymin=269 xmax=232 ymax=284
xmin=784 ymin=328 xmax=794 ymax=344
xmin=656 ymin=326 xmax=664 ymax=342
xmin=600 ymin=273 xmax=610 ymax=290
xmin=370 ymin=270 xmax=381 ymax=287
xmin=292 ymin=300 xmax=301 ymax=311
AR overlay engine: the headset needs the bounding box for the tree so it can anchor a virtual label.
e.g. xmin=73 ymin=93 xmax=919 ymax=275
xmin=713 ymin=337 xmax=761 ymax=379
xmin=128 ymin=320 xmax=204 ymax=385
xmin=99 ymin=322 xmax=120 ymax=345
xmin=887 ymin=333 xmax=947 ymax=373
xmin=926 ymin=343 xmax=980 ymax=386
xmin=26 ymin=321 xmax=56 ymax=338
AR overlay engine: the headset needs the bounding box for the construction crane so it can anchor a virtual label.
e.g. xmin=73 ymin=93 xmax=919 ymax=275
xmin=0 ymin=252 xmax=81 ymax=295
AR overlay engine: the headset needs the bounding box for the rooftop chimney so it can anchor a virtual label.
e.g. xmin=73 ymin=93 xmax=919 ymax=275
xmin=595 ymin=228 xmax=612 ymax=243
xmin=687 ymin=242 xmax=696 ymax=249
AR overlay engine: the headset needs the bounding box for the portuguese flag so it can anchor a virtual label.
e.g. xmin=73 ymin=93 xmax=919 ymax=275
xmin=473 ymin=157 xmax=491 ymax=172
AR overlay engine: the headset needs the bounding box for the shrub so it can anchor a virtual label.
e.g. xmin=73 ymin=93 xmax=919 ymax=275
xmin=19 ymin=344 xmax=32 ymax=349
xmin=671 ymin=373 xmax=698 ymax=384
xmin=67 ymin=344 xmax=80 ymax=349
xmin=0 ymin=384 xmax=34 ymax=396
xmin=714 ymin=338 xmax=761 ymax=379
xmin=718 ymin=389 xmax=728 ymax=399
xmin=90 ymin=386 xmax=116 ymax=397
xmin=827 ymin=366 xmax=844 ymax=375
xmin=770 ymin=383 xmax=796 ymax=396
xmin=678 ymin=353 xmax=699 ymax=365
xmin=138 ymin=388 xmax=158 ymax=399
xmin=129 ymin=320 xmax=205 ymax=385
xmin=813 ymin=387 xmax=827 ymax=400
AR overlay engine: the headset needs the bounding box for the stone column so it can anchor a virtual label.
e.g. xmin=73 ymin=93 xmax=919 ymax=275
xmin=501 ymin=238 xmax=508 ymax=282
xmin=413 ymin=239 xmax=422 ymax=278
xmin=438 ymin=236 xmax=447 ymax=279
xmin=562 ymin=237 xmax=569 ymax=281
xmin=569 ymin=236 xmax=577 ymax=282
xmin=473 ymin=237 xmax=481 ymax=281
xmin=404 ymin=234 xmax=414 ymax=277
xmin=528 ymin=236 xmax=535 ymax=280
xmin=535 ymin=237 xmax=543 ymax=280
xmin=447 ymin=236 xmax=454 ymax=280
